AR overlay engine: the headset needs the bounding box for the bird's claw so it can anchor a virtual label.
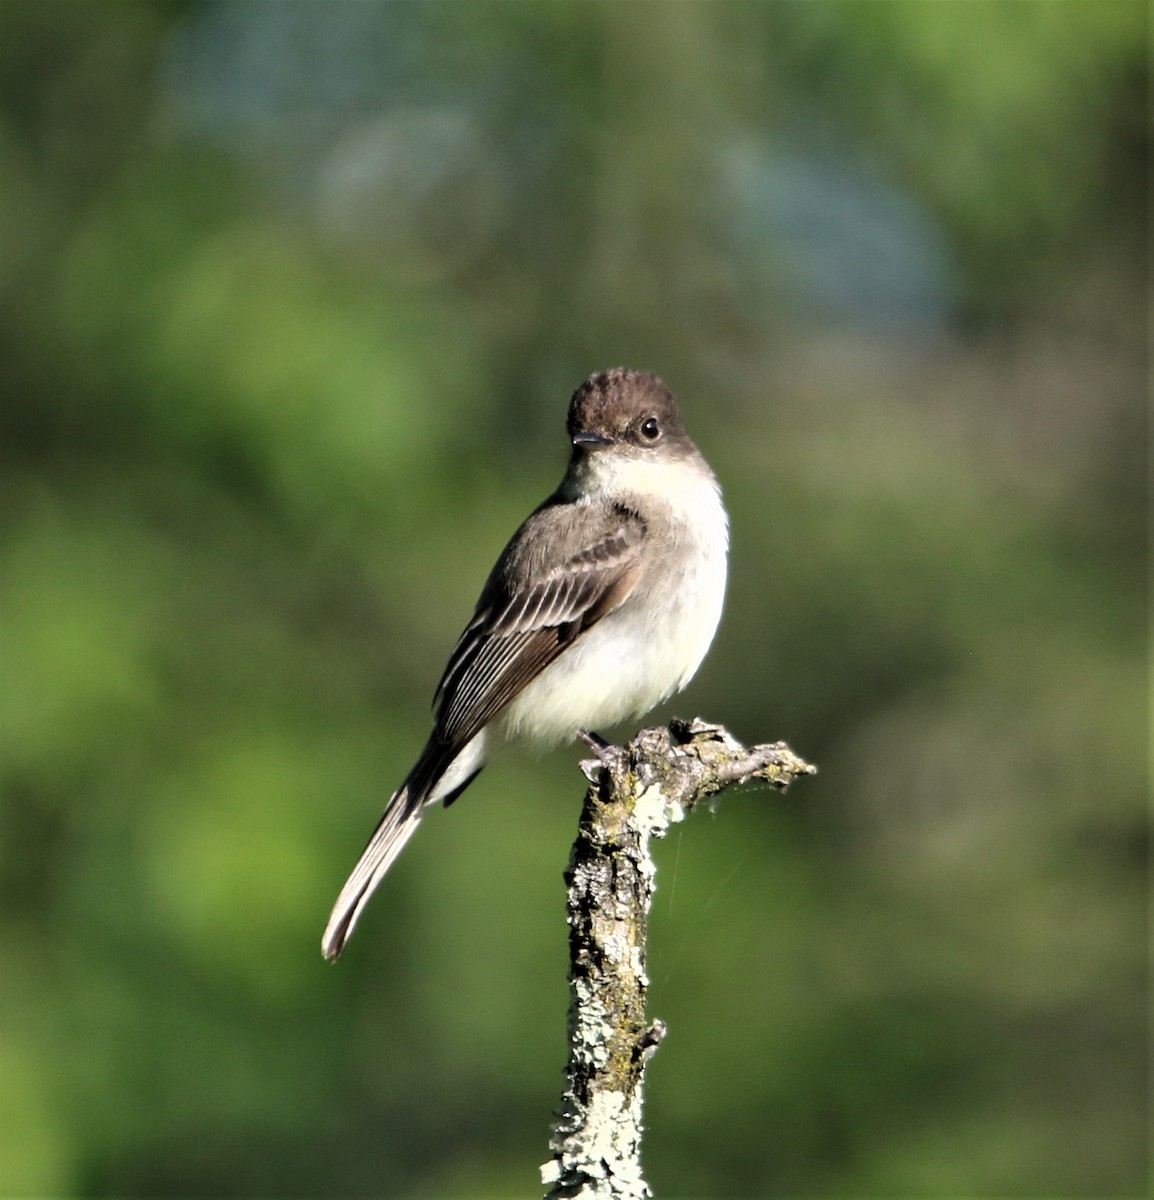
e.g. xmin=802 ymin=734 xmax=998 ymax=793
xmin=577 ymin=729 xmax=624 ymax=779
xmin=579 ymin=757 xmax=605 ymax=782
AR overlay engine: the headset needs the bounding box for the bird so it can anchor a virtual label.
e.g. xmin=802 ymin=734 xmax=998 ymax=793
xmin=322 ymin=367 xmax=728 ymax=959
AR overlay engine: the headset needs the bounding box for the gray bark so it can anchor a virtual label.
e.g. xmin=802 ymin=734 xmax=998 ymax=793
xmin=541 ymin=718 xmax=817 ymax=1199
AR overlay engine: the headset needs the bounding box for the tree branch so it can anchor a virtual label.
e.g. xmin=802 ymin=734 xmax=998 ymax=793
xmin=540 ymin=718 xmax=817 ymax=1199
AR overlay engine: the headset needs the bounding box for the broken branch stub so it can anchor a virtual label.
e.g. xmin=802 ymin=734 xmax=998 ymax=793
xmin=541 ymin=719 xmax=816 ymax=1199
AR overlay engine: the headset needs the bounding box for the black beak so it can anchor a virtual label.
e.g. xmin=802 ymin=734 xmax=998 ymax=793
xmin=571 ymin=431 xmax=615 ymax=448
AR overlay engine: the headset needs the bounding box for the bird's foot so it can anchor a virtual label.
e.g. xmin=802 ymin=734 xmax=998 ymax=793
xmin=577 ymin=729 xmax=614 ymax=756
xmin=577 ymin=729 xmax=623 ymax=781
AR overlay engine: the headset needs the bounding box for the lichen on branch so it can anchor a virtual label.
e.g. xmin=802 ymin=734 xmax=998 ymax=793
xmin=541 ymin=719 xmax=816 ymax=1199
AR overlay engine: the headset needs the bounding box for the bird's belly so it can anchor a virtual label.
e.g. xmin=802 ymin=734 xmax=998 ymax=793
xmin=497 ymin=547 xmax=726 ymax=745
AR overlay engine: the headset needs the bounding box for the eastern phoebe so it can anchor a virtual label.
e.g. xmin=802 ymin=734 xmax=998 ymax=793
xmin=322 ymin=368 xmax=728 ymax=959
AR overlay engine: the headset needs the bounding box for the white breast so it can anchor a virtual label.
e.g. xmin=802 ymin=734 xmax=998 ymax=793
xmin=499 ymin=451 xmax=729 ymax=745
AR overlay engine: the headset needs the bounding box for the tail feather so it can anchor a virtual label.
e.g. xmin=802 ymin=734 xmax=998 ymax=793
xmin=321 ymin=785 xmax=427 ymax=960
xmin=323 ymin=736 xmax=491 ymax=960
xmin=322 ymin=739 xmax=455 ymax=960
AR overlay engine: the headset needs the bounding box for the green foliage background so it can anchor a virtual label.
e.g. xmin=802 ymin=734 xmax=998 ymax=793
xmin=0 ymin=2 xmax=1146 ymax=1197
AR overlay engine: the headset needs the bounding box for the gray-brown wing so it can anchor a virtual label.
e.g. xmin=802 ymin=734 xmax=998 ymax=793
xmin=432 ymin=502 xmax=646 ymax=750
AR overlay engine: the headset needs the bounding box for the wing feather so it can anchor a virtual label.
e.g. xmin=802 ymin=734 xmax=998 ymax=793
xmin=432 ymin=501 xmax=646 ymax=749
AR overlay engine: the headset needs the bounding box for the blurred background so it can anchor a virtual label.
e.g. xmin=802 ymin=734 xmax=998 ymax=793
xmin=0 ymin=2 xmax=1146 ymax=1197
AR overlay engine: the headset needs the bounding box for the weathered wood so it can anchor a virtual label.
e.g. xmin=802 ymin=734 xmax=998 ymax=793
xmin=541 ymin=719 xmax=816 ymax=1199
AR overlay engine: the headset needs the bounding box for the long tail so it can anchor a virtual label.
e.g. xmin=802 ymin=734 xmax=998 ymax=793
xmin=322 ymin=740 xmax=463 ymax=960
xmin=321 ymin=784 xmax=426 ymax=960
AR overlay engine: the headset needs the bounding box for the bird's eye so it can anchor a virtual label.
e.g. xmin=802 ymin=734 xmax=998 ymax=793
xmin=640 ymin=417 xmax=660 ymax=440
